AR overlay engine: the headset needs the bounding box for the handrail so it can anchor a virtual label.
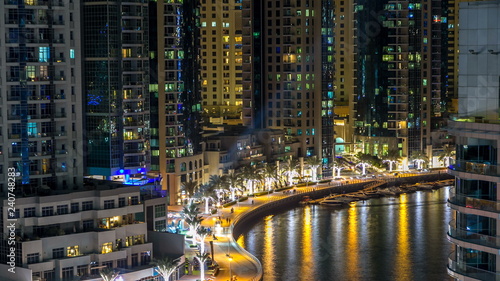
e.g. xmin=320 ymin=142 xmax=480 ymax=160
xmin=449 ymin=160 xmax=500 ymax=178
xmin=448 ymin=193 xmax=500 ymax=213
xmin=448 ymin=251 xmax=500 ymax=280
xmin=448 ymin=220 xmax=500 ymax=249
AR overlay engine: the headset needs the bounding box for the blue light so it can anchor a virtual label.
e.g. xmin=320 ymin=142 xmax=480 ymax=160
xmin=138 ymin=168 xmax=142 ymax=172
xmin=119 ymin=169 xmax=124 ymax=174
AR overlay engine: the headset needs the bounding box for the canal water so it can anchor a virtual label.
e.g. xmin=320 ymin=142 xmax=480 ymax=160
xmin=238 ymin=187 xmax=453 ymax=281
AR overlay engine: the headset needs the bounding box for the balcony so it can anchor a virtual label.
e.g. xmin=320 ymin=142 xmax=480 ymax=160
xmin=449 ymin=160 xmax=500 ymax=178
xmin=447 ymin=252 xmax=498 ymax=281
xmin=448 ymin=220 xmax=500 ymax=249
xmin=448 ymin=193 xmax=500 ymax=214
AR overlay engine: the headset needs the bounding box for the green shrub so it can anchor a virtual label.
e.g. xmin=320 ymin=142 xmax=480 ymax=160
xmin=238 ymin=196 xmax=248 ymax=202
xmin=222 ymin=201 xmax=237 ymax=208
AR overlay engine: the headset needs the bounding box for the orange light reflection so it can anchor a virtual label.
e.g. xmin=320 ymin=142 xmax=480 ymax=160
xmin=395 ymin=194 xmax=411 ymax=281
xmin=300 ymin=206 xmax=313 ymax=277
xmin=346 ymin=205 xmax=360 ymax=280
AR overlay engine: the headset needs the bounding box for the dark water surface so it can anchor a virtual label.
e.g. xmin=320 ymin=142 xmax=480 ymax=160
xmin=237 ymin=188 xmax=453 ymax=281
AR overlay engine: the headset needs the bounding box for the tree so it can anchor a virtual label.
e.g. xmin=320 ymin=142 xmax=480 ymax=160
xmin=182 ymin=202 xmax=202 ymax=242
xmin=99 ymin=268 xmax=119 ymax=281
xmin=330 ymin=158 xmax=345 ymax=178
xmin=209 ymin=175 xmax=229 ymax=204
xmin=181 ymin=180 xmax=198 ymax=204
xmin=410 ymin=150 xmax=428 ymax=170
xmin=196 ymin=184 xmax=215 ymax=214
xmin=383 ymin=149 xmax=401 ymax=172
xmin=438 ymin=144 xmax=456 ymax=167
xmin=225 ymin=172 xmax=245 ymax=201
xmin=262 ymin=164 xmax=279 ymax=190
xmin=151 ymin=257 xmax=180 ymax=281
xmin=195 ymin=252 xmax=210 ymax=281
xmin=239 ymin=165 xmax=262 ymax=194
xmin=305 ymin=156 xmax=322 ymax=182
xmin=196 ymin=226 xmax=212 ymax=254
xmin=282 ymin=157 xmax=299 ymax=186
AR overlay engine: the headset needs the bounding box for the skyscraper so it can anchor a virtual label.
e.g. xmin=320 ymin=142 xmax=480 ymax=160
xmin=156 ymin=0 xmax=205 ymax=205
xmin=82 ymin=0 xmax=150 ymax=182
xmin=200 ymin=0 xmax=244 ymax=125
xmin=335 ymin=0 xmax=449 ymax=164
xmin=242 ymin=0 xmax=335 ymax=167
xmin=447 ymin=1 xmax=500 ymax=279
xmin=1 ymin=0 xmax=84 ymax=193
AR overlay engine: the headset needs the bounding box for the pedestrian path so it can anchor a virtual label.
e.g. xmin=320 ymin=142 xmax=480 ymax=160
xmin=180 ymin=179 xmax=367 ymax=281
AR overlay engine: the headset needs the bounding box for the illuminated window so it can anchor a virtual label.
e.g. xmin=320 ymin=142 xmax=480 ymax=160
xmin=101 ymin=243 xmax=113 ymax=254
xmin=122 ymin=49 xmax=131 ymax=58
xmin=39 ymin=47 xmax=50 ymax=62
xmin=70 ymin=49 xmax=75 ymax=59
xmin=67 ymin=246 xmax=80 ymax=257
xmin=212 ymin=22 xmax=216 ymax=27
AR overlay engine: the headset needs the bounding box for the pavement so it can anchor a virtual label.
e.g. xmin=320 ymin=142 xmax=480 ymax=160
xmin=179 ymin=171 xmax=442 ymax=281
xmin=179 ymin=178 xmax=370 ymax=281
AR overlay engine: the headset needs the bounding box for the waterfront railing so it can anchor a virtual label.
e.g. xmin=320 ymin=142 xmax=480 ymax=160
xmin=448 ymin=252 xmax=499 ymax=281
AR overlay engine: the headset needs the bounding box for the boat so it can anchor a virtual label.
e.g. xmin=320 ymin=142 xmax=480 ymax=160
xmin=320 ymin=198 xmax=347 ymax=206
xmin=299 ymin=196 xmax=312 ymax=205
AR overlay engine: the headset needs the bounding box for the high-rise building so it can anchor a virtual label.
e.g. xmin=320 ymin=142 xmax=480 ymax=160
xmin=82 ymin=0 xmax=150 ymax=182
xmin=447 ymin=1 xmax=500 ymax=279
xmin=200 ymin=0 xmax=244 ymax=125
xmin=242 ymin=0 xmax=335 ymax=167
xmin=1 ymin=0 xmax=84 ymax=193
xmin=156 ymin=0 xmax=205 ymax=205
xmin=335 ymin=1 xmax=449 ymax=164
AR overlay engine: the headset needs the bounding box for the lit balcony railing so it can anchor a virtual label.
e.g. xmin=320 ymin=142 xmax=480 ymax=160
xmin=448 ymin=220 xmax=500 ymax=249
xmin=448 ymin=193 xmax=500 ymax=213
xmin=448 ymin=252 xmax=499 ymax=281
xmin=449 ymin=160 xmax=500 ymax=177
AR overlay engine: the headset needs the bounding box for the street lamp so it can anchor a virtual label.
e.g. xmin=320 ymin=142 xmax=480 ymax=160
xmin=227 ymin=254 xmax=233 ymax=281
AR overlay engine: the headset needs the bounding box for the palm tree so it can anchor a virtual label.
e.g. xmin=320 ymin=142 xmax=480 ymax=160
xmin=438 ymin=144 xmax=456 ymax=167
xmin=180 ymin=180 xmax=198 ymax=204
xmin=197 ymin=184 xmax=215 ymax=214
xmin=99 ymin=268 xmax=119 ymax=281
xmin=330 ymin=158 xmax=345 ymax=178
xmin=196 ymin=226 xmax=212 ymax=254
xmin=226 ymin=172 xmax=245 ymax=201
xmin=151 ymin=257 xmax=180 ymax=281
xmin=209 ymin=175 xmax=229 ymax=203
xmin=282 ymin=157 xmax=299 ymax=186
xmin=182 ymin=202 xmax=202 ymax=242
xmin=262 ymin=164 xmax=278 ymax=190
xmin=305 ymin=156 xmax=322 ymax=182
xmin=195 ymin=252 xmax=210 ymax=281
xmin=239 ymin=165 xmax=262 ymax=194
xmin=410 ymin=150 xmax=428 ymax=170
xmin=383 ymin=149 xmax=401 ymax=172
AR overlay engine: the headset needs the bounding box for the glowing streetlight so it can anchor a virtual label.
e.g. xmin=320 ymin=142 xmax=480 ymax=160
xmin=227 ymin=254 xmax=233 ymax=281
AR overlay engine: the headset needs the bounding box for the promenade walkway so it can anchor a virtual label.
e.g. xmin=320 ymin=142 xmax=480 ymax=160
xmin=181 ymin=179 xmax=368 ymax=281
xmin=180 ymin=170 xmax=448 ymax=281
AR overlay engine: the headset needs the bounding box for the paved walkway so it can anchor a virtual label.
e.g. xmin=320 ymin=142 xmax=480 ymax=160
xmin=180 ymin=179 xmax=369 ymax=281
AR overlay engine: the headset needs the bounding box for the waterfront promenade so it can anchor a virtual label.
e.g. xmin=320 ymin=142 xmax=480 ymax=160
xmin=180 ymin=171 xmax=450 ymax=281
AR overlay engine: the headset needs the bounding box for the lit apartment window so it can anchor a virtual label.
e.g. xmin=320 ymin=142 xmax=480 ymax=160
xmin=101 ymin=242 xmax=113 ymax=254
xmin=67 ymin=246 xmax=80 ymax=257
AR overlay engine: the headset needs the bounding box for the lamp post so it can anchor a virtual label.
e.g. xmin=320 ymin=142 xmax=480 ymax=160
xmin=227 ymin=254 xmax=233 ymax=281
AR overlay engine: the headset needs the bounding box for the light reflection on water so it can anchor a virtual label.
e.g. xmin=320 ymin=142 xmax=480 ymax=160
xmin=239 ymin=188 xmax=453 ymax=281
